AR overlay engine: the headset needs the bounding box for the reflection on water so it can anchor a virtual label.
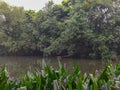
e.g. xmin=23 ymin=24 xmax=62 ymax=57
xmin=0 ymin=56 xmax=118 ymax=78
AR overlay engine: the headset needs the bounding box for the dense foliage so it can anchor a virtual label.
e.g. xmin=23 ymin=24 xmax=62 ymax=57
xmin=0 ymin=61 xmax=120 ymax=90
xmin=0 ymin=0 xmax=120 ymax=59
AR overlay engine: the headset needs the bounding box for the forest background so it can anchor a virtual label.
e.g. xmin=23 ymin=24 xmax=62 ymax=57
xmin=0 ymin=0 xmax=120 ymax=59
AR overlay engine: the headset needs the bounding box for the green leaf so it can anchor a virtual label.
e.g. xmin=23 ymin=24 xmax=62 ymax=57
xmin=76 ymin=76 xmax=83 ymax=90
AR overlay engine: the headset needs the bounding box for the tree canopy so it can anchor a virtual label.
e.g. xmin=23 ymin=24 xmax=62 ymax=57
xmin=0 ymin=0 xmax=120 ymax=59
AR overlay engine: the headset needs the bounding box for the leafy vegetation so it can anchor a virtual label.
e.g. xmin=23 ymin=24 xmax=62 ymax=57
xmin=0 ymin=61 xmax=120 ymax=90
xmin=0 ymin=0 xmax=120 ymax=59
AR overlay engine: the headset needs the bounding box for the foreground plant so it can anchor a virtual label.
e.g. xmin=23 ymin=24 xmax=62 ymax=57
xmin=0 ymin=61 xmax=120 ymax=90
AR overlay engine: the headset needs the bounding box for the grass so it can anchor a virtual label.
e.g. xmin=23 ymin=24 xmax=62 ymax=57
xmin=0 ymin=60 xmax=120 ymax=90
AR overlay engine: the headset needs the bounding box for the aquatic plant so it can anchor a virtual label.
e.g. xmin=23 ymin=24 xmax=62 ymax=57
xmin=0 ymin=61 xmax=120 ymax=90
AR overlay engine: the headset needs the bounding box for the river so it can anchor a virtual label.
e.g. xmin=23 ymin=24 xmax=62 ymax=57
xmin=0 ymin=56 xmax=118 ymax=78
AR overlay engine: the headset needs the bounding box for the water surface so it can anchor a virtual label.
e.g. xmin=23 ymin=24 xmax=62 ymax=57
xmin=0 ymin=56 xmax=117 ymax=78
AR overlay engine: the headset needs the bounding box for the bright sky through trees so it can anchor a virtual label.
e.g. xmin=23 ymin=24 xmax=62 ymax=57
xmin=5 ymin=0 xmax=62 ymax=11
